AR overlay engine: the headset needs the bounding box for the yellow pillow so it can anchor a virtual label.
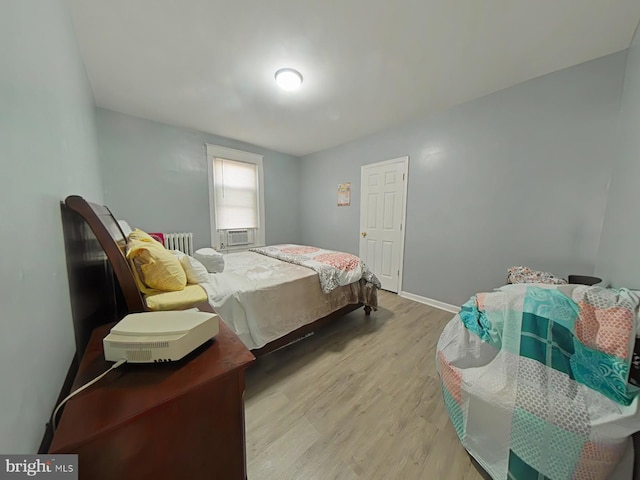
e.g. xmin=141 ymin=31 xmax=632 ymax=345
xmin=126 ymin=238 xmax=187 ymax=292
xmin=128 ymin=228 xmax=162 ymax=245
xmin=145 ymin=285 xmax=208 ymax=311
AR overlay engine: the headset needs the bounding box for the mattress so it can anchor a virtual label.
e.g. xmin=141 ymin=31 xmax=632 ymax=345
xmin=199 ymin=251 xmax=367 ymax=349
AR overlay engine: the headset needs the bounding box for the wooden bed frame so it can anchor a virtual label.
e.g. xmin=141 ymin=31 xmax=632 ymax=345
xmin=63 ymin=195 xmax=371 ymax=358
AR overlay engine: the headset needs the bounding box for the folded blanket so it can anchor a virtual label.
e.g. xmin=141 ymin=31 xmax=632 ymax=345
xmin=250 ymin=244 xmax=380 ymax=294
xmin=507 ymin=265 xmax=567 ymax=285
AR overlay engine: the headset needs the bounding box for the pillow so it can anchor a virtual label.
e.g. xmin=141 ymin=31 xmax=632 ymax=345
xmin=194 ymin=248 xmax=225 ymax=273
xmin=117 ymin=220 xmax=133 ymax=237
xmin=171 ymin=251 xmax=209 ymax=284
xmin=126 ymin=238 xmax=187 ymax=292
xmin=144 ymin=285 xmax=208 ymax=311
xmin=128 ymin=228 xmax=162 ymax=246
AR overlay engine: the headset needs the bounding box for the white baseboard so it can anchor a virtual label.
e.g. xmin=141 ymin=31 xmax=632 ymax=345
xmin=398 ymin=291 xmax=460 ymax=314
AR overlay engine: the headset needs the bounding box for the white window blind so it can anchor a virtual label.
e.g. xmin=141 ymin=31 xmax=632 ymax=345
xmin=213 ymin=157 xmax=259 ymax=229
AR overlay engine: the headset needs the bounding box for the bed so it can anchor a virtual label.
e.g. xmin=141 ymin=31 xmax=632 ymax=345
xmin=63 ymin=195 xmax=378 ymax=356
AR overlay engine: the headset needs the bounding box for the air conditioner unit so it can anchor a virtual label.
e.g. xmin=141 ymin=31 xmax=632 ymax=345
xmin=227 ymin=229 xmax=254 ymax=246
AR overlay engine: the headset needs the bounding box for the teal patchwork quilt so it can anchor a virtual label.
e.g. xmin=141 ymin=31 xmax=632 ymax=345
xmin=437 ymin=284 xmax=640 ymax=479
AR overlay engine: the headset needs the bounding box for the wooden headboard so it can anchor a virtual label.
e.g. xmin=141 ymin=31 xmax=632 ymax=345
xmin=65 ymin=195 xmax=146 ymax=315
xmin=61 ymin=202 xmax=117 ymax=360
xmin=63 ymin=195 xmax=147 ymax=348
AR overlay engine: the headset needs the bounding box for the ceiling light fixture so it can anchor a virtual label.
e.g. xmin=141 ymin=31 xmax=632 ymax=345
xmin=275 ymin=68 xmax=303 ymax=91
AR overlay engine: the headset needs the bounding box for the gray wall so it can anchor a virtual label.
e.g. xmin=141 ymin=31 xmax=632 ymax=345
xmin=301 ymin=52 xmax=627 ymax=306
xmin=96 ymin=108 xmax=301 ymax=249
xmin=596 ymin=24 xmax=640 ymax=288
xmin=0 ymin=0 xmax=104 ymax=452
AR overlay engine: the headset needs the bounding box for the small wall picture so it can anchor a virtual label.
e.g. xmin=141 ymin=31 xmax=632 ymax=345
xmin=337 ymin=182 xmax=351 ymax=206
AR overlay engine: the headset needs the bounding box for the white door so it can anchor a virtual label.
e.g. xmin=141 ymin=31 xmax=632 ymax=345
xmin=359 ymin=156 xmax=408 ymax=292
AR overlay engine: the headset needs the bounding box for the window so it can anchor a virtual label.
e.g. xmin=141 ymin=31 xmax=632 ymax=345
xmin=206 ymin=144 xmax=265 ymax=250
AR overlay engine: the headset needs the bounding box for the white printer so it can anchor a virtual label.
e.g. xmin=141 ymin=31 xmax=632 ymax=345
xmin=103 ymin=310 xmax=219 ymax=363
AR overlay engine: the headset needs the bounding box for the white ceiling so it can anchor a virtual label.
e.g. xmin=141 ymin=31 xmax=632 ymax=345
xmin=67 ymin=0 xmax=640 ymax=157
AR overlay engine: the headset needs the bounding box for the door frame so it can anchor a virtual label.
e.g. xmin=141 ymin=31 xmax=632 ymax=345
xmin=359 ymin=155 xmax=409 ymax=293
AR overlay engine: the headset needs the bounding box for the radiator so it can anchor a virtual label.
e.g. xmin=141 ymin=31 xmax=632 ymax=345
xmin=163 ymin=233 xmax=194 ymax=256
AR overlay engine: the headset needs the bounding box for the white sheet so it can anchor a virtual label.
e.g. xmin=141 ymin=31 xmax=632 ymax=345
xmin=199 ymin=251 xmax=366 ymax=349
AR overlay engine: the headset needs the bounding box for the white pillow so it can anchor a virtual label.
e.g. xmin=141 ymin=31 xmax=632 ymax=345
xmin=171 ymin=251 xmax=209 ymax=283
xmin=194 ymin=248 xmax=225 ymax=273
xmin=118 ymin=220 xmax=133 ymax=237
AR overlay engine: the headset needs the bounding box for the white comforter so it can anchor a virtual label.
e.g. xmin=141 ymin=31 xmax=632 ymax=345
xmin=199 ymin=251 xmax=367 ymax=349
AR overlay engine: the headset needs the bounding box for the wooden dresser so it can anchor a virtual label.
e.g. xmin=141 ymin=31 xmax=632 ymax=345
xmin=49 ymin=320 xmax=255 ymax=480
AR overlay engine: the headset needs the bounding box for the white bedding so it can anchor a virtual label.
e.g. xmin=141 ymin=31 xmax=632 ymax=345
xmin=199 ymin=251 xmax=367 ymax=349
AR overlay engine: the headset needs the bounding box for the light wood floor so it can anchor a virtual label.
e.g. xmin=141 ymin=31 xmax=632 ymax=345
xmin=244 ymin=290 xmax=486 ymax=480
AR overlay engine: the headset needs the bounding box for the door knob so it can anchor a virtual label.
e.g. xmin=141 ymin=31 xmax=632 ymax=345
xmin=361 ymin=232 xmax=367 ymax=237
